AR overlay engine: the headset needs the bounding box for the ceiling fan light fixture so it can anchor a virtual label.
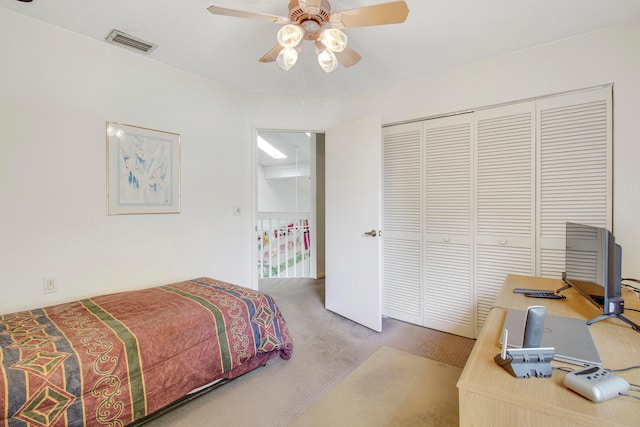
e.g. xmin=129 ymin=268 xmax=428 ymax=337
xmin=277 ymin=47 xmax=299 ymax=71
xmin=317 ymin=49 xmax=338 ymax=73
xmin=320 ymin=28 xmax=347 ymax=52
xmin=300 ymin=20 xmax=321 ymax=39
xmin=277 ymin=24 xmax=304 ymax=48
xmin=209 ymin=0 xmax=408 ymax=72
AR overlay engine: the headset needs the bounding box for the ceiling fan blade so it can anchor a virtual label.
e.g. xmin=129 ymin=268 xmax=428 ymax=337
xmin=335 ymin=46 xmax=362 ymax=68
xmin=259 ymin=45 xmax=284 ymax=63
xmin=207 ymin=6 xmax=290 ymax=24
xmin=331 ymin=1 xmax=409 ymax=28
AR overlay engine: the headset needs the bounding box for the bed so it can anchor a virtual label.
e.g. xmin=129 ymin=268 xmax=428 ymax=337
xmin=0 ymin=277 xmax=293 ymax=426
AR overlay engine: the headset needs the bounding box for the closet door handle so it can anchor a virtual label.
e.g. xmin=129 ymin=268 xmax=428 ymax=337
xmin=363 ymin=229 xmax=378 ymax=237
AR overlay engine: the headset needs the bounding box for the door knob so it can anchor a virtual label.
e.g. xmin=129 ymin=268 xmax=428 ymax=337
xmin=364 ymin=229 xmax=377 ymax=237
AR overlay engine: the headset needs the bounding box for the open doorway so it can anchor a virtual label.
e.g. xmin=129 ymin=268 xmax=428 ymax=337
xmin=256 ymin=130 xmax=325 ymax=280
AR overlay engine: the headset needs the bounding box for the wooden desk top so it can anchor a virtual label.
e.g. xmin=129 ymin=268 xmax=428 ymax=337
xmin=457 ymin=274 xmax=640 ymax=427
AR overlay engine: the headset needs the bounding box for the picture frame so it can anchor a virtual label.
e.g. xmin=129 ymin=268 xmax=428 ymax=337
xmin=106 ymin=122 xmax=181 ymax=214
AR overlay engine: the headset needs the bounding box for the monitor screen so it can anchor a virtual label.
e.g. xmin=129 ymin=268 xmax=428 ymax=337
xmin=563 ymin=223 xmax=640 ymax=330
xmin=564 ymin=222 xmax=619 ymax=310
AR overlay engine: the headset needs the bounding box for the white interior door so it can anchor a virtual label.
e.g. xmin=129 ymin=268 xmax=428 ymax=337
xmin=325 ymin=115 xmax=382 ymax=332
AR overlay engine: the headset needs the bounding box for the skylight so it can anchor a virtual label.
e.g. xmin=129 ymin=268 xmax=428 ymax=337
xmin=258 ymin=135 xmax=287 ymax=159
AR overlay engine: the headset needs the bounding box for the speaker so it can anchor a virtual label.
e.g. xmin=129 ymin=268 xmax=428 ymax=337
xmin=522 ymin=306 xmax=546 ymax=348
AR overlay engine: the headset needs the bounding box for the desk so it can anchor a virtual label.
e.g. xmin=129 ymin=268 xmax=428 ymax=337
xmin=457 ymin=274 xmax=640 ymax=427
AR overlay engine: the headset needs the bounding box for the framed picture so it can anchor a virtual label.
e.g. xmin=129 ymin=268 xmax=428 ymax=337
xmin=106 ymin=122 xmax=181 ymax=214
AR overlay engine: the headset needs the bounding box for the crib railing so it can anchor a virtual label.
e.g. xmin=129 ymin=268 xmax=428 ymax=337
xmin=258 ymin=213 xmax=311 ymax=278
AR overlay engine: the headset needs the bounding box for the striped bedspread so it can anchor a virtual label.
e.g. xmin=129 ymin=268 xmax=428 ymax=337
xmin=0 ymin=277 xmax=293 ymax=426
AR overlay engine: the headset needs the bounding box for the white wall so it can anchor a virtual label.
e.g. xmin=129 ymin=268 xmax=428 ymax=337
xmin=0 ymin=9 xmax=253 ymax=314
xmin=257 ymin=165 xmax=311 ymax=212
xmin=338 ymin=20 xmax=640 ymax=281
xmin=2 ymin=6 xmax=639 ymax=315
xmin=247 ymin=95 xmax=342 ymax=131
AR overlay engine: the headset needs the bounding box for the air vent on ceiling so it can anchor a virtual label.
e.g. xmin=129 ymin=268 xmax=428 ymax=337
xmin=105 ymin=30 xmax=157 ymax=54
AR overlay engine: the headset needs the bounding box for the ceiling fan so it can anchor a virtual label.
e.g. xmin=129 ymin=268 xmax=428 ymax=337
xmin=208 ymin=1 xmax=409 ymax=73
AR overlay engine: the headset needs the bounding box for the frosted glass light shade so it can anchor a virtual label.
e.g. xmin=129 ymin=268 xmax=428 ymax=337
xmin=317 ymin=49 xmax=338 ymax=73
xmin=277 ymin=24 xmax=304 ymax=48
xmin=320 ymin=28 xmax=347 ymax=52
xmin=277 ymin=47 xmax=299 ymax=71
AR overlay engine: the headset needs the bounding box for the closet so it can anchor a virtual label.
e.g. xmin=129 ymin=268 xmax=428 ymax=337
xmin=382 ymin=86 xmax=612 ymax=339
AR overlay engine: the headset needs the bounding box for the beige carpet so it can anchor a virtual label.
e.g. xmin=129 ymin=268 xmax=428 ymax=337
xmin=291 ymin=346 xmax=461 ymax=427
xmin=144 ymin=279 xmax=474 ymax=426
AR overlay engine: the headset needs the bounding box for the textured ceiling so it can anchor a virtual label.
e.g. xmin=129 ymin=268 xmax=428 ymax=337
xmin=2 ymin=0 xmax=640 ymax=98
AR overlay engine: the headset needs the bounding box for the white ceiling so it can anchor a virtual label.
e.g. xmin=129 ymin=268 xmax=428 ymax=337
xmin=3 ymin=0 xmax=640 ymax=99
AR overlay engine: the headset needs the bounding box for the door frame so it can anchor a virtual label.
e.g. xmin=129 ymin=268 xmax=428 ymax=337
xmin=251 ymin=126 xmax=323 ymax=290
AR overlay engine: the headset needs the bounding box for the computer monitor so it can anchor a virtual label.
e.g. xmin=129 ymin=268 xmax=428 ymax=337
xmin=559 ymin=222 xmax=639 ymax=331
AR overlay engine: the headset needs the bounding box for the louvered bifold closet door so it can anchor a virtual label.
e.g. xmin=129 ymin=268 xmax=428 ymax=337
xmin=536 ymin=87 xmax=612 ymax=278
xmin=423 ymin=114 xmax=474 ymax=338
xmin=382 ymin=122 xmax=423 ymax=325
xmin=474 ymin=102 xmax=536 ymax=334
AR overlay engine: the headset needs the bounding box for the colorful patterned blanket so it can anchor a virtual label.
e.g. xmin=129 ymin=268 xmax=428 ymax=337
xmin=0 ymin=278 xmax=293 ymax=426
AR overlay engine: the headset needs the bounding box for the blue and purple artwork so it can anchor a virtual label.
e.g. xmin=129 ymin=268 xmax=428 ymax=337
xmin=117 ymin=132 xmax=172 ymax=206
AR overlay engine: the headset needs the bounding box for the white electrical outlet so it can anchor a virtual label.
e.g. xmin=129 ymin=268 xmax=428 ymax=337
xmin=43 ymin=276 xmax=57 ymax=294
